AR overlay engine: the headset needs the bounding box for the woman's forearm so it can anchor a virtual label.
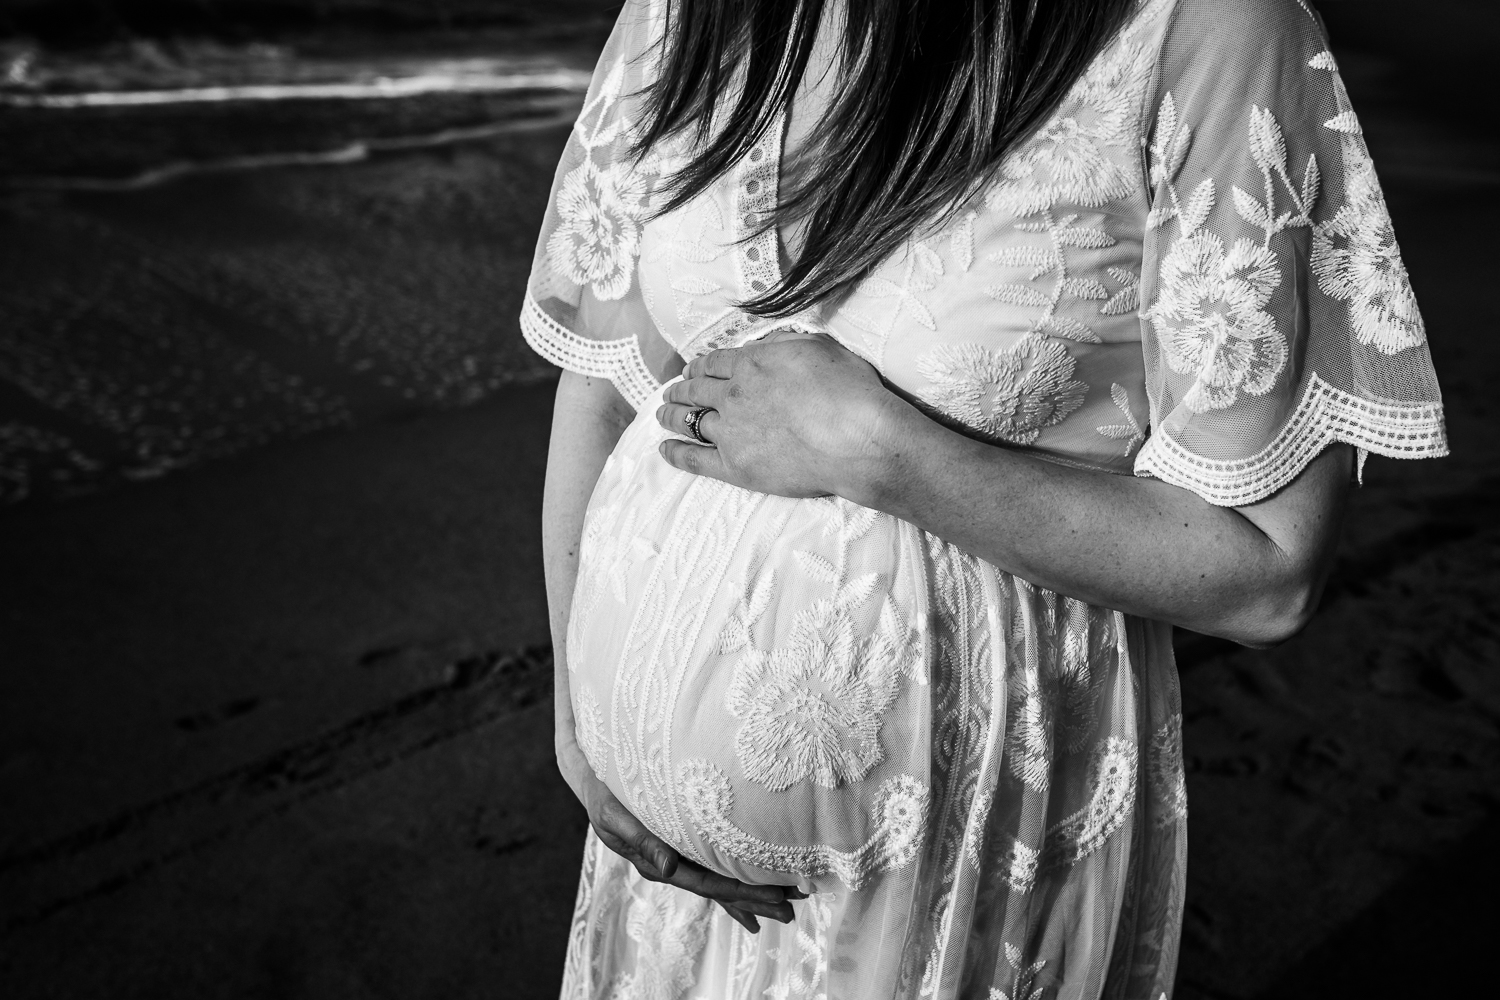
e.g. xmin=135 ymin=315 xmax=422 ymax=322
xmin=543 ymin=371 xmax=635 ymax=792
xmin=859 ymin=395 xmax=1352 ymax=647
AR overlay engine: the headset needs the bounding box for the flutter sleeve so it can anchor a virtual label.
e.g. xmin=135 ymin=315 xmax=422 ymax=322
xmin=519 ymin=0 xmax=680 ymax=410
xmin=1133 ymin=0 xmax=1446 ymax=506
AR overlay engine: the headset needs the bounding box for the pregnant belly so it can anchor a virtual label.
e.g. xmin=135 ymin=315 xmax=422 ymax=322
xmin=567 ymin=385 xmax=937 ymax=890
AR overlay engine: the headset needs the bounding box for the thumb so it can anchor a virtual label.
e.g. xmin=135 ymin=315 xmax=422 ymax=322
xmin=597 ymin=793 xmax=679 ymax=878
xmin=635 ymin=829 xmax=679 ymax=878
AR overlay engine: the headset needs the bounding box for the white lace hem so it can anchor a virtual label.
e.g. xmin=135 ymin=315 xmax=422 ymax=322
xmin=1134 ymin=372 xmax=1447 ymax=506
xmin=521 ymin=292 xmax=660 ymax=411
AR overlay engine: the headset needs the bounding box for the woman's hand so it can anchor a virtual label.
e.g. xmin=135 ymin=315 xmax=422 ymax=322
xmin=656 ymin=331 xmax=897 ymax=501
xmin=556 ymin=740 xmax=801 ymax=933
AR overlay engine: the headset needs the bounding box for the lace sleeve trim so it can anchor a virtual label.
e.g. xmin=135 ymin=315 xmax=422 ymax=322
xmin=521 ymin=292 xmax=660 ymax=412
xmin=1134 ymin=372 xmax=1447 ymax=506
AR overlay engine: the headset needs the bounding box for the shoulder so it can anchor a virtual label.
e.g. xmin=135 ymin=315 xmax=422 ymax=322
xmin=1155 ymin=0 xmax=1334 ymax=103
xmin=1163 ymin=0 xmax=1328 ymax=60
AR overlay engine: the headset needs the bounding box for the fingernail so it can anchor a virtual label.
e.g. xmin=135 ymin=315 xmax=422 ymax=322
xmin=785 ymin=888 xmax=808 ymax=900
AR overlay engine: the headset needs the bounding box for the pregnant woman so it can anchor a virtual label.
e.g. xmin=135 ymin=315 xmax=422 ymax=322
xmin=528 ymin=0 xmax=1446 ymax=996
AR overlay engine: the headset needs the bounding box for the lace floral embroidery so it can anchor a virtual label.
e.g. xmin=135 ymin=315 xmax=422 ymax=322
xmin=678 ymin=760 xmax=929 ymax=890
xmin=1145 ymin=94 xmax=1319 ymax=413
xmin=611 ymin=883 xmax=712 ymax=1000
xmin=725 ymin=590 xmax=904 ymax=792
xmin=547 ymin=159 xmax=649 ymax=301
xmin=1097 ymin=383 xmax=1147 ymax=453
xmin=1041 ymin=736 xmax=1138 ymax=870
xmin=1307 ymin=53 xmax=1426 ymax=355
xmin=575 ymin=688 xmax=611 ymax=781
xmin=764 ymin=893 xmax=836 ymax=1000
xmin=989 ymin=943 xmax=1049 ymax=1000
xmin=917 ymin=336 xmax=1088 ymax=445
xmin=985 ymin=24 xmax=1154 ymax=217
xmin=989 ymin=212 xmax=1121 ymax=344
xmin=543 ymin=58 xmax=657 ymax=302
xmin=840 ymin=239 xmax=946 ymax=364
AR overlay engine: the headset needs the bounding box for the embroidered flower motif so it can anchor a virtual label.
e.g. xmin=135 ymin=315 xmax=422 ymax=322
xmin=1312 ymin=141 xmax=1426 ymax=354
xmin=614 ymin=882 xmax=712 ymax=1000
xmin=917 ymin=337 xmax=1088 ymax=445
xmin=547 ymin=159 xmax=647 ymax=301
xmin=985 ymin=36 xmax=1151 ymax=217
xmin=725 ymin=597 xmax=903 ymax=792
xmin=1148 ymin=231 xmax=1286 ymax=412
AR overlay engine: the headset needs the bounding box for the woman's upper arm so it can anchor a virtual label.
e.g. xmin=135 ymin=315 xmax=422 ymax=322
xmin=1230 ymin=442 xmax=1354 ymax=641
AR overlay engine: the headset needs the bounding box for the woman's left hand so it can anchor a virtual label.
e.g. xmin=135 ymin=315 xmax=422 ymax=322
xmin=656 ymin=331 xmax=897 ymax=500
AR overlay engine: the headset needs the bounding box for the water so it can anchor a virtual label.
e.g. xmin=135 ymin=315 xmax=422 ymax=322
xmin=0 ymin=40 xmax=595 ymax=503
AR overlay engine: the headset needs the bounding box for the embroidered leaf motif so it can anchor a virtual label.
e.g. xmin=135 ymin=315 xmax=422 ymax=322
xmin=988 ymin=284 xmax=1054 ymax=308
xmin=1038 ymin=316 xmax=1101 ymax=344
xmin=1179 ymin=178 xmax=1216 ymax=234
xmin=1248 ymin=105 xmax=1289 ymax=180
xmin=1301 ymin=154 xmax=1321 ymax=213
xmin=1323 ymin=111 xmax=1362 ymax=135
xmin=1100 ymin=267 xmax=1140 ymax=316
xmin=1053 ymin=225 xmax=1116 ymax=249
xmin=914 ymin=241 xmax=945 ymax=275
xmin=905 ymin=297 xmax=938 ymax=332
xmin=794 ymin=550 xmax=839 ymax=585
xmin=671 ymin=276 xmax=722 ymax=295
xmin=1308 ymin=50 xmax=1338 ymax=71
xmin=1232 ymin=185 xmax=1271 ymax=229
xmin=1062 ymin=277 xmax=1109 ymax=300
xmin=1096 ymin=382 xmax=1145 ymax=452
xmin=1149 ymin=92 xmax=1191 ymax=187
xmin=950 ymin=211 xmax=978 ymax=272
xmin=837 ymin=573 xmax=879 ymax=607
xmin=990 ymin=246 xmax=1062 ymax=280
xmin=746 ymin=569 xmax=777 ymax=624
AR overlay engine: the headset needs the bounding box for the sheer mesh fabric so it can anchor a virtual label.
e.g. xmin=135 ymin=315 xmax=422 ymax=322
xmin=523 ymin=1 xmax=1444 ymax=998
xmin=521 ymin=0 xmax=683 ymax=407
xmin=1133 ymin=0 xmax=1445 ymax=503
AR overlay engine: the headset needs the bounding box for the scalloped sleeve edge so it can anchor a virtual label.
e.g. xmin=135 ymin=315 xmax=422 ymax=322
xmin=1133 ymin=373 xmax=1448 ymax=506
xmin=521 ymin=292 xmax=660 ymax=412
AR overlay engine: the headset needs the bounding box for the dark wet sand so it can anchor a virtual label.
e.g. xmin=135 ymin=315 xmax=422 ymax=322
xmin=1 ymin=2 xmax=1498 ymax=998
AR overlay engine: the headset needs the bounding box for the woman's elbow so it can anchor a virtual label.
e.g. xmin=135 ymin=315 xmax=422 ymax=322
xmin=1235 ymin=574 xmax=1324 ymax=649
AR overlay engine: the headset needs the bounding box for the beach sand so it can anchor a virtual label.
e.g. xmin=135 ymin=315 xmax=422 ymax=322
xmin=1 ymin=2 xmax=1498 ymax=997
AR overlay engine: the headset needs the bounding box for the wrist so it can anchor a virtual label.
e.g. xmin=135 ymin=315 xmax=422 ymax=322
xmin=838 ymin=389 xmax=925 ymax=511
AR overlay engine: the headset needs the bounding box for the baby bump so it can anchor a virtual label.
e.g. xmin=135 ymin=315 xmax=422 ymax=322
xmin=567 ymin=388 xmax=935 ymax=889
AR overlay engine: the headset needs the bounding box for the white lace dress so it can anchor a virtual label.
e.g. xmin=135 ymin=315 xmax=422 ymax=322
xmin=521 ymin=1 xmax=1447 ymax=998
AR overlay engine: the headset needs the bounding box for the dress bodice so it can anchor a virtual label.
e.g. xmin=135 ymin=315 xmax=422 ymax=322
xmin=523 ymin=0 xmax=1446 ymax=505
xmin=633 ymin=3 xmax=1166 ymax=476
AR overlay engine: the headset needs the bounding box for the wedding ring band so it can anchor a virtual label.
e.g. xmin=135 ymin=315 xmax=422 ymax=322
xmin=684 ymin=407 xmax=712 ymax=444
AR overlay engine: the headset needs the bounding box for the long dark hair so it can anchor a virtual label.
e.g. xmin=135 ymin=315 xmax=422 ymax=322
xmin=633 ymin=0 xmax=1139 ymax=316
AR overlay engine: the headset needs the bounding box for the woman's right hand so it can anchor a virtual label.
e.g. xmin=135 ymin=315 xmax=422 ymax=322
xmin=557 ymin=740 xmax=800 ymax=933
